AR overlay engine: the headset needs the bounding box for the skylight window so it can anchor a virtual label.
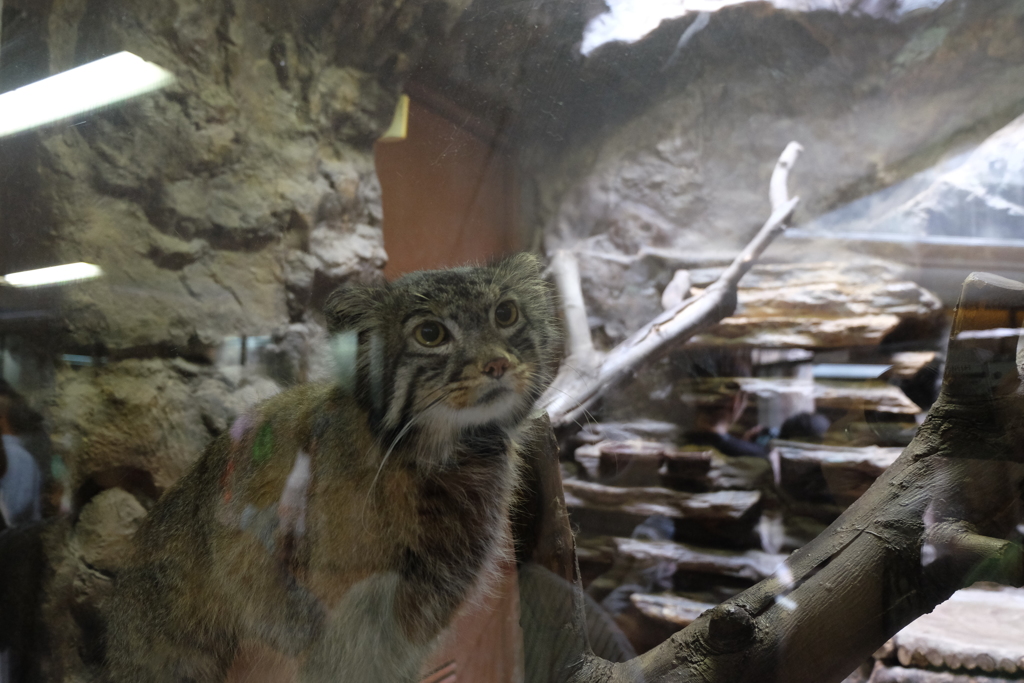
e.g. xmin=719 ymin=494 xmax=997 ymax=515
xmin=581 ymin=0 xmax=746 ymax=56
xmin=581 ymin=0 xmax=951 ymax=56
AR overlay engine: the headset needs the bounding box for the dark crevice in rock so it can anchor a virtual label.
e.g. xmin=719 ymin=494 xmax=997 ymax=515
xmin=77 ymin=559 xmax=115 ymax=582
xmin=218 ymin=0 xmax=238 ymax=91
xmin=204 ymin=224 xmax=282 ymax=252
xmin=270 ymin=34 xmax=290 ymax=89
xmin=208 ymin=270 xmax=245 ymax=308
xmin=283 ymin=210 xmax=312 ymax=251
xmin=146 ymin=241 xmax=207 ymax=270
xmin=162 ymin=89 xmax=202 ymax=132
xmin=56 ymin=339 xmax=216 ymax=366
xmin=201 ymin=411 xmax=227 ymax=437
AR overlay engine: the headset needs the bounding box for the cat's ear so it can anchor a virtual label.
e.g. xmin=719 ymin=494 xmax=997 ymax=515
xmin=324 ymin=284 xmax=383 ymax=333
xmin=495 ymin=252 xmax=544 ymax=278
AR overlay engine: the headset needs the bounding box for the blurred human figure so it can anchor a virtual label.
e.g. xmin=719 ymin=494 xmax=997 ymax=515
xmin=0 ymin=438 xmax=6 ymax=531
xmin=685 ymin=382 xmax=769 ymax=458
xmin=0 ymin=386 xmax=42 ymax=528
xmin=778 ymin=411 xmax=831 ymax=442
xmin=0 ymin=383 xmax=47 ymax=683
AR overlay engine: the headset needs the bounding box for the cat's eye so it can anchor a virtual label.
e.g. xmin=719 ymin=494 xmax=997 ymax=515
xmin=414 ymin=321 xmax=448 ymax=347
xmin=494 ymin=301 xmax=518 ymax=327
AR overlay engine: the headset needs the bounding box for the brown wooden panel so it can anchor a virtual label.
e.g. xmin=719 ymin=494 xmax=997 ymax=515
xmin=419 ymin=557 xmax=524 ymax=683
xmin=375 ymin=98 xmax=519 ymax=279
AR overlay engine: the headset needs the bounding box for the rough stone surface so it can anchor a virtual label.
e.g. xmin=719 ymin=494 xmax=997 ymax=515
xmin=574 ymin=256 xmax=944 ymax=350
xmin=48 ymin=358 xmax=280 ymax=492
xmin=694 ymin=261 xmax=944 ymax=348
xmin=419 ymin=0 xmax=1024 ymax=345
xmin=629 ymin=592 xmax=717 ymax=629
xmin=563 ymin=479 xmax=761 ymax=522
xmin=534 ymin=0 xmax=1024 ymax=252
xmin=1 ymin=0 xmax=468 ymax=354
xmin=75 ymin=488 xmax=148 ymax=575
xmin=39 ymin=95 xmax=386 ymax=352
xmin=602 ymin=536 xmax=787 ymax=583
xmin=564 ymin=478 xmax=762 ymax=545
xmin=774 ymin=440 xmax=903 ymax=505
xmin=0 ymin=0 xmax=475 ymax=509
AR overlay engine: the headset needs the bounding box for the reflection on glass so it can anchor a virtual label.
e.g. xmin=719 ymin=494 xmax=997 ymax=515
xmin=0 ymin=52 xmax=173 ymax=138
xmin=0 ymin=1 xmax=1021 ymax=682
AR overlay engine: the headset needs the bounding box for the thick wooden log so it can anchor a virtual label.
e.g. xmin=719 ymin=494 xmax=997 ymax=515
xmin=813 ymin=381 xmax=922 ymax=415
xmin=512 ymin=414 xmax=592 ymax=683
xmin=516 ymin=416 xmax=583 ymax=582
xmin=617 ymin=593 xmax=722 ymax=658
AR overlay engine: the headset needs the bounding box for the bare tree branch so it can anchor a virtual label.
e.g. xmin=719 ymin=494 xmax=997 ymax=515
xmin=551 ymin=249 xmax=599 ymax=371
xmin=541 ymin=142 xmax=804 ymax=429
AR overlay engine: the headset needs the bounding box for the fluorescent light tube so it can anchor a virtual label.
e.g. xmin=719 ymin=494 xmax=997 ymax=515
xmin=0 ymin=51 xmax=174 ymax=138
xmin=2 ymin=262 xmax=103 ymax=287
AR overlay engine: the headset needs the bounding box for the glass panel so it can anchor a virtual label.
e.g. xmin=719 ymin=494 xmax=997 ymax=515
xmin=0 ymin=2 xmax=1022 ymax=682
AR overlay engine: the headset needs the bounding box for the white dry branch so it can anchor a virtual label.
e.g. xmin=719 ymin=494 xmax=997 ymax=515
xmin=541 ymin=142 xmax=804 ymax=429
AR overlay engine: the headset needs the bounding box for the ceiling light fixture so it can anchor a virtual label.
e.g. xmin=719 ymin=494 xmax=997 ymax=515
xmin=0 ymin=51 xmax=174 ymax=138
xmin=1 ymin=262 xmax=103 ymax=287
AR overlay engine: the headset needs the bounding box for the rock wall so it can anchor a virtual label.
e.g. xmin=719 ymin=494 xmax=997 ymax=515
xmin=1 ymin=0 xmax=470 ymax=492
xmin=538 ymin=0 xmax=1024 ymax=339
xmin=418 ymin=0 xmax=1024 ymax=341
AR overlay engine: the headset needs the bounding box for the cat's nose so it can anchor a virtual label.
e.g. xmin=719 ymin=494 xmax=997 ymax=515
xmin=483 ymin=357 xmax=510 ymax=379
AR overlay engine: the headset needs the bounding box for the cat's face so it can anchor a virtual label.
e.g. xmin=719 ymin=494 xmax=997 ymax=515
xmin=325 ymin=254 xmax=559 ymax=443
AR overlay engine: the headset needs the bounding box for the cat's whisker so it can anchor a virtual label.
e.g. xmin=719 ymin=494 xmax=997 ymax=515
xmin=560 ymin=360 xmax=598 ymax=384
xmin=361 ymin=382 xmax=453 ymax=459
xmin=551 ymin=363 xmax=603 ymax=424
xmin=359 ymin=390 xmax=453 ymax=528
xmin=542 ymin=382 xmax=596 ymax=424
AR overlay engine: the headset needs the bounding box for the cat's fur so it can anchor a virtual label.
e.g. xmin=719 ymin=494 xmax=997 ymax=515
xmin=105 ymin=253 xmax=559 ymax=682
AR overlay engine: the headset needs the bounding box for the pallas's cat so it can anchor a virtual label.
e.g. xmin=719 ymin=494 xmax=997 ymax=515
xmin=105 ymin=253 xmax=559 ymax=682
